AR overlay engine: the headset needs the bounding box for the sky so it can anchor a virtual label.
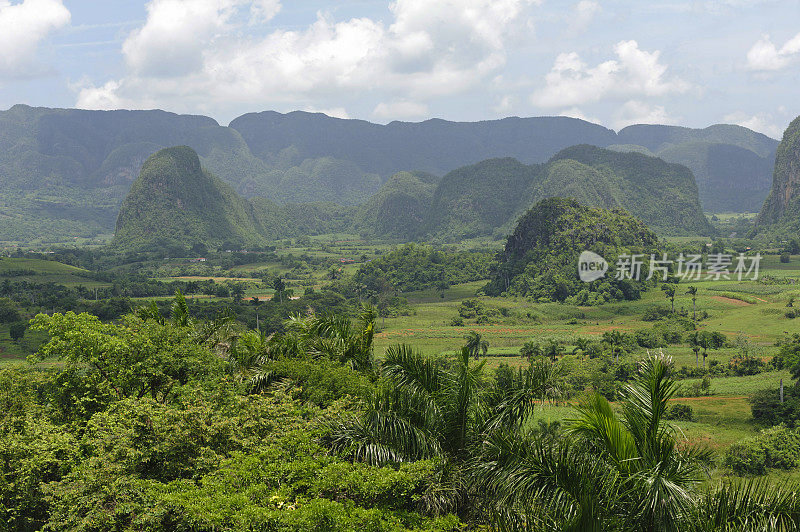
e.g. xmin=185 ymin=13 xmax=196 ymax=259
xmin=0 ymin=0 xmax=799 ymax=137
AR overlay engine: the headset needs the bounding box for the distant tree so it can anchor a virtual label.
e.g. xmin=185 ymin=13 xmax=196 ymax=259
xmin=0 ymin=298 xmax=21 ymax=323
xmin=465 ymin=330 xmax=489 ymax=360
xmin=781 ymin=253 xmax=791 ymax=264
xmin=543 ymin=340 xmax=565 ymax=361
xmin=785 ymin=238 xmax=800 ymax=255
xmin=688 ymin=331 xmax=701 ymax=367
xmin=686 ymin=286 xmax=698 ymax=322
xmin=572 ymin=337 xmax=591 ymax=356
xmin=8 ymin=321 xmax=25 ymax=342
xmin=602 ymin=330 xmax=626 ymax=363
xmin=662 ymin=285 xmax=676 ymax=314
xmin=230 ymin=283 xmax=246 ymax=303
xmin=520 ymin=340 xmax=543 ymax=361
xmin=272 ymin=277 xmax=286 ymax=303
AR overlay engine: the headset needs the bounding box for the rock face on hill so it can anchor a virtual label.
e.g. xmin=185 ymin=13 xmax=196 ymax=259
xmin=484 ymin=197 xmax=660 ymax=303
xmin=113 ymin=146 xmax=264 ymax=253
xmin=754 ymin=116 xmax=800 ymax=236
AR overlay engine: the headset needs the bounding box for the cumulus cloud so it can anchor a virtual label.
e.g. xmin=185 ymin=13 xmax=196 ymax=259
xmin=558 ymin=106 xmax=600 ymax=124
xmin=746 ymin=33 xmax=800 ymax=71
xmin=302 ymin=105 xmax=350 ymax=119
xmin=530 ymin=40 xmax=688 ymax=109
xmin=373 ymin=100 xmax=429 ymax=120
xmin=723 ymin=111 xmax=782 ymax=138
xmin=76 ymin=0 xmax=540 ymax=113
xmin=0 ymin=0 xmax=71 ymax=77
xmin=612 ymin=100 xmax=675 ymax=129
xmin=566 ymin=0 xmax=600 ymax=36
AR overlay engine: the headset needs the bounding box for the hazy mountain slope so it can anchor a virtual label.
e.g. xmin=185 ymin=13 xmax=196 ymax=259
xmin=656 ymin=142 xmax=773 ymax=212
xmin=617 ymin=124 xmax=777 ymax=158
xmin=754 ymin=115 xmax=800 ymax=236
xmin=113 ymin=146 xmax=265 ymax=253
xmin=546 ymin=145 xmax=713 ymax=235
xmin=425 ymin=158 xmax=542 ymax=240
xmin=352 ymin=171 xmax=438 ymax=239
xmin=229 ymin=111 xmax=619 ymax=176
xmin=425 ymin=146 xmax=712 ymax=240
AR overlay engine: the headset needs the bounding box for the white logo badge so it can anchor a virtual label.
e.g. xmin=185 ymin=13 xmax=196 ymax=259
xmin=578 ymin=251 xmax=608 ymax=282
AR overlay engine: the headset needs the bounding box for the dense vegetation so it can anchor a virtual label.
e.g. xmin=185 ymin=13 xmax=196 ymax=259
xmin=485 ymin=198 xmax=661 ymax=303
xmin=350 ymin=244 xmax=493 ymax=295
xmin=5 ymin=292 xmax=800 ymax=530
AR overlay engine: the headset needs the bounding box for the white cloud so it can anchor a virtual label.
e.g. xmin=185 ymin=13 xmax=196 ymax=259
xmin=122 ymin=0 xmax=281 ymax=78
xmin=75 ymin=0 xmax=540 ymax=113
xmin=746 ymin=33 xmax=800 ymax=71
xmin=613 ymin=100 xmax=675 ymax=129
xmin=530 ymin=40 xmax=688 ymax=108
xmin=372 ymin=100 xmax=429 ymax=121
xmin=558 ymin=106 xmax=600 ymax=124
xmin=493 ymin=95 xmax=515 ymax=114
xmin=0 ymin=0 xmax=71 ymax=77
xmin=723 ymin=111 xmax=782 ymax=138
xmin=302 ymin=106 xmax=350 ymax=119
xmin=566 ymin=0 xmax=600 ymax=36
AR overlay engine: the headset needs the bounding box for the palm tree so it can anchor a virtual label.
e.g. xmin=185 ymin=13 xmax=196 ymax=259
xmin=326 ymin=344 xmax=550 ymax=515
xmin=687 ymin=286 xmax=698 ymax=321
xmin=689 ymin=331 xmax=701 ymax=367
xmin=474 ymin=350 xmax=711 ymax=531
xmin=465 ymin=330 xmax=489 ymax=360
xmin=663 ymin=285 xmax=677 ymax=314
xmin=572 ymin=337 xmax=590 ymax=356
xmin=602 ymin=330 xmax=626 ymax=363
xmin=543 ymin=339 xmax=565 ymax=361
xmin=700 ymin=335 xmax=710 ymax=368
xmin=520 ymin=340 xmax=543 ymax=362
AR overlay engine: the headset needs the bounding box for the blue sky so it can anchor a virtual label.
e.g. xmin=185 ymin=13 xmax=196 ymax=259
xmin=1 ymin=0 xmax=798 ymax=136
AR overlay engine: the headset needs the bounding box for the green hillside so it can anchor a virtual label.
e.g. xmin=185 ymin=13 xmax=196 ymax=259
xmin=425 ymin=158 xmax=542 ymax=240
xmin=112 ymin=147 xmax=265 ymax=253
xmin=352 ymin=171 xmax=438 ymax=240
xmin=484 ymin=197 xmax=661 ymax=302
xmin=424 ymin=146 xmax=712 ymax=240
xmin=546 ymin=145 xmax=713 ymax=235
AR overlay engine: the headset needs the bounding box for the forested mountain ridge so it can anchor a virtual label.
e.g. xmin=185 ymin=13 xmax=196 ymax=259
xmin=422 ymin=146 xmax=713 ymax=240
xmin=0 ymin=104 xmax=776 ymax=243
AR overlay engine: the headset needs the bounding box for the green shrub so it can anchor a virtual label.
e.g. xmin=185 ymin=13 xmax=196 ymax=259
xmin=665 ymin=403 xmax=694 ymax=421
xmin=723 ymin=425 xmax=800 ymax=475
xmin=724 ymin=441 xmax=767 ymax=475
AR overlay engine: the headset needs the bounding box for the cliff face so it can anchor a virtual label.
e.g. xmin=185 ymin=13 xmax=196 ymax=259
xmin=755 ymin=116 xmax=800 ymax=233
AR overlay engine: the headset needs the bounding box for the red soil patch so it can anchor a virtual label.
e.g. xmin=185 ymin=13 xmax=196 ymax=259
xmin=709 ymin=295 xmax=750 ymax=306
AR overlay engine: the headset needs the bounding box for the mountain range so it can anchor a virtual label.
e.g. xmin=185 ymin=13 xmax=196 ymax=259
xmin=113 ymin=144 xmax=713 ymax=252
xmin=0 ymin=104 xmax=778 ymax=243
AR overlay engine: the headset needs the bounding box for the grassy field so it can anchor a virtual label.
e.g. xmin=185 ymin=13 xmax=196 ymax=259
xmin=0 ymin=257 xmax=108 ymax=288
